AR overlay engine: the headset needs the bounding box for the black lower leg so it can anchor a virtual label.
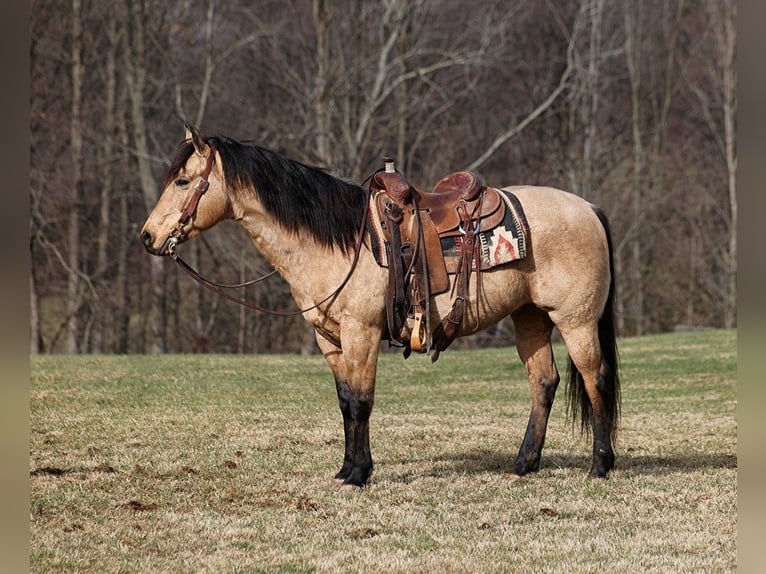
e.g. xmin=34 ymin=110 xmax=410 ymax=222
xmin=335 ymin=381 xmax=374 ymax=486
xmin=589 ymin=422 xmax=615 ymax=478
xmin=511 ymin=414 xmax=545 ymax=475
xmin=588 ymin=374 xmax=616 ymax=478
xmin=335 ymin=387 xmax=354 ymax=481
xmin=511 ymin=375 xmax=558 ymax=476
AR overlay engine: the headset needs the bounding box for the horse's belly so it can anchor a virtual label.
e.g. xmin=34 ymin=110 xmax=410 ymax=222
xmin=431 ymin=265 xmax=530 ymax=336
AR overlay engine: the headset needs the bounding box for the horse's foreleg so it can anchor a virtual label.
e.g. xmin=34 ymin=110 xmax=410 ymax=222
xmin=316 ymin=326 xmax=379 ymax=488
xmin=334 ymin=379 xmax=374 ymax=487
xmin=510 ymin=306 xmax=559 ymax=476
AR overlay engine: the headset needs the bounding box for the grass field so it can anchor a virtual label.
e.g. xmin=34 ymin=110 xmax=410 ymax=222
xmin=30 ymin=329 xmax=737 ymax=573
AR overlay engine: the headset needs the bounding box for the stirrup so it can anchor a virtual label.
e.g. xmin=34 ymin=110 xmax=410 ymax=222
xmin=410 ymin=311 xmax=428 ymax=352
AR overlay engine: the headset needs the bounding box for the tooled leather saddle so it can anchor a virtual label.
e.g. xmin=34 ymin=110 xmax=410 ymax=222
xmin=368 ymin=159 xmax=528 ymax=361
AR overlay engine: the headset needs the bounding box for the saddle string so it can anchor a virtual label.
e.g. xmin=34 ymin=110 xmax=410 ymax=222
xmin=460 ymin=197 xmax=484 ymax=334
xmin=411 ymin=195 xmax=432 ymax=350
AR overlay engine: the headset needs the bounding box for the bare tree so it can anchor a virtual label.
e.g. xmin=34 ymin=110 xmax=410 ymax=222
xmin=691 ymin=0 xmax=737 ymax=328
xmin=466 ymin=1 xmax=578 ymax=174
xmin=123 ymin=0 xmax=168 ymax=352
xmin=66 ymin=0 xmax=84 ymax=352
xmin=623 ymin=0 xmax=645 ymax=336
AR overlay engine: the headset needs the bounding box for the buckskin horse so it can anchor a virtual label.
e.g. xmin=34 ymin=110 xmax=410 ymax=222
xmin=140 ymin=127 xmax=620 ymax=488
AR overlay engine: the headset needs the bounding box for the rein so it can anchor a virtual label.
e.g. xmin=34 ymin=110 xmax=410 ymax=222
xmin=167 ymin=163 xmax=373 ymax=317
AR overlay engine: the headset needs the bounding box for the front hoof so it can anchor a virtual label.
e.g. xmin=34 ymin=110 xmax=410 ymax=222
xmin=510 ymin=458 xmax=540 ymax=477
xmin=337 ymin=467 xmax=372 ymax=489
xmin=587 ymin=466 xmax=610 ymax=479
xmin=338 ymin=482 xmax=364 ymax=492
xmin=503 ymin=470 xmax=527 ymax=482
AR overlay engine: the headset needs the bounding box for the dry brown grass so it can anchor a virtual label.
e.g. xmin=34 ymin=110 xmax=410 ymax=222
xmin=30 ymin=330 xmax=736 ymax=572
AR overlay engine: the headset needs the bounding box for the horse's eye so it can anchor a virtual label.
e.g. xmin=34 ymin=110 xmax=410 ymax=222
xmin=175 ymin=178 xmax=190 ymax=188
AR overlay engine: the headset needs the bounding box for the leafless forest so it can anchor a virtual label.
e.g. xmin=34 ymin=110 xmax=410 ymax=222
xmin=30 ymin=0 xmax=736 ymax=354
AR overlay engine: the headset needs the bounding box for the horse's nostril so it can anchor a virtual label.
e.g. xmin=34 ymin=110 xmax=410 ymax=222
xmin=140 ymin=231 xmax=153 ymax=246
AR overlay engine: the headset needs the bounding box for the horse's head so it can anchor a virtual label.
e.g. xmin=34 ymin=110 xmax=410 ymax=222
xmin=140 ymin=126 xmax=230 ymax=256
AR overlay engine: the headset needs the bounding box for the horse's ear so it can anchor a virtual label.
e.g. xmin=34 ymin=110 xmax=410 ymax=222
xmin=184 ymin=123 xmax=209 ymax=156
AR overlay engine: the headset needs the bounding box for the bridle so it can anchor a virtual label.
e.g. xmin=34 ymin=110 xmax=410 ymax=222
xmin=162 ymin=144 xmax=218 ymax=256
xmin=165 ymin=148 xmax=373 ymax=317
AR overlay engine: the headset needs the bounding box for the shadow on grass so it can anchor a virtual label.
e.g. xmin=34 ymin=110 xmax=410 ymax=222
xmin=387 ymin=448 xmax=737 ymax=482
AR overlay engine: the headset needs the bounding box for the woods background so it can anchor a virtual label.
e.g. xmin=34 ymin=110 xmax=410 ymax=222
xmin=29 ymin=0 xmax=736 ymax=354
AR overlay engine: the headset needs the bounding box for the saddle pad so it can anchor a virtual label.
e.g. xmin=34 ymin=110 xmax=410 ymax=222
xmin=367 ymin=188 xmax=528 ymax=272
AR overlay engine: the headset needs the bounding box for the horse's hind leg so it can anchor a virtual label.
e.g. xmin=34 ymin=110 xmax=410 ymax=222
xmin=558 ymin=323 xmax=617 ymax=478
xmin=509 ymin=305 xmax=560 ymax=476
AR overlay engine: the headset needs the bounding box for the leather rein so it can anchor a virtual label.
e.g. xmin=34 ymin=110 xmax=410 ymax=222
xmin=166 ymin=148 xmax=372 ymax=317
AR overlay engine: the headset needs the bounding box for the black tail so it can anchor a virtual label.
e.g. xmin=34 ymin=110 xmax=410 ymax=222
xmin=566 ymin=207 xmax=621 ymax=441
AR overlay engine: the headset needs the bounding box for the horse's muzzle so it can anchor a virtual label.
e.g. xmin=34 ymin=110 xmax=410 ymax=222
xmin=140 ymin=230 xmax=180 ymax=257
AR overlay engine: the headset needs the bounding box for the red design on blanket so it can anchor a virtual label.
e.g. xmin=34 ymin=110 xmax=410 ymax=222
xmin=493 ymin=234 xmax=517 ymax=263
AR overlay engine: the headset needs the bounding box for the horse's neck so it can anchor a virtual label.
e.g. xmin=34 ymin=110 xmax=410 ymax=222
xmin=238 ymin=211 xmax=349 ymax=302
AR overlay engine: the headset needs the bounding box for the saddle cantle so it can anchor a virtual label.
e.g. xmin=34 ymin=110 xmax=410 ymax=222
xmin=421 ymin=172 xmax=505 ymax=237
xmin=432 ymin=170 xmax=485 ymax=200
xmin=368 ymin=160 xmax=528 ymax=361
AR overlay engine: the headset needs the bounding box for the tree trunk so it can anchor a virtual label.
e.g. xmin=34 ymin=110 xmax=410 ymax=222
xmin=116 ymin=187 xmax=131 ymax=354
xmin=114 ymin=86 xmax=131 ymax=354
xmin=581 ymin=0 xmax=604 ymax=203
xmin=95 ymin=10 xmax=119 ymax=353
xmin=238 ymin=248 xmax=247 ymax=354
xmin=125 ymin=0 xmax=165 ymax=352
xmin=312 ymin=0 xmax=332 ymax=166
xmin=30 ymin=272 xmax=40 ymax=355
xmin=66 ymin=0 xmax=84 ymax=353
xmin=720 ymin=2 xmax=737 ymax=328
xmin=624 ymin=1 xmax=644 ymax=336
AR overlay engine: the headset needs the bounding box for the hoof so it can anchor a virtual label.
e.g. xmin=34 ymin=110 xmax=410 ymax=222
xmin=588 ymin=454 xmax=615 ymax=479
xmin=338 ymin=482 xmax=364 ymax=493
xmin=510 ymin=455 xmax=540 ymax=477
xmin=587 ymin=467 xmax=610 ymax=480
xmin=503 ymin=472 xmax=525 ymax=483
xmin=332 ymin=473 xmax=369 ymax=490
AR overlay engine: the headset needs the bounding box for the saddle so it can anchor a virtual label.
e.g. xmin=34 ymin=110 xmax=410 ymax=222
xmin=369 ymin=159 xmax=509 ymax=361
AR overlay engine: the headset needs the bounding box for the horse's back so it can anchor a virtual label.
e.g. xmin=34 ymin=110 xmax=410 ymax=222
xmin=503 ymin=184 xmax=606 ymax=250
xmin=503 ymin=185 xmax=597 ymax=219
xmin=502 ymin=185 xmax=611 ymax=323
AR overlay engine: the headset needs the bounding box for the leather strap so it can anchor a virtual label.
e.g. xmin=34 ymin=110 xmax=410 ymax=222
xmin=178 ymin=144 xmax=217 ymax=227
xmin=430 ymin=195 xmax=484 ymax=360
xmin=383 ymin=200 xmax=409 ymax=343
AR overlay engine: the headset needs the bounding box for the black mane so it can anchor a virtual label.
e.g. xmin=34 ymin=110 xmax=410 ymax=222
xmin=164 ymin=136 xmax=367 ymax=253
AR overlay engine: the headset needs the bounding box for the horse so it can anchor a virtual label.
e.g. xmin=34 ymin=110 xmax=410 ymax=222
xmin=140 ymin=126 xmax=620 ymax=488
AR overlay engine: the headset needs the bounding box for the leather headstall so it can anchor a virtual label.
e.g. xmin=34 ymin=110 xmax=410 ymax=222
xmin=166 ymin=144 xmax=217 ymax=255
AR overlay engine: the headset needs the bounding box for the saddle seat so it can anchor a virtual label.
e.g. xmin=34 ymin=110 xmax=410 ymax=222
xmin=418 ymin=171 xmax=504 ymax=237
xmin=430 ymin=170 xmax=486 ymax=201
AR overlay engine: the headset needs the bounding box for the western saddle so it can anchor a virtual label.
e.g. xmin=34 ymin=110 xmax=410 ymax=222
xmin=369 ymin=159 xmax=507 ymax=361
